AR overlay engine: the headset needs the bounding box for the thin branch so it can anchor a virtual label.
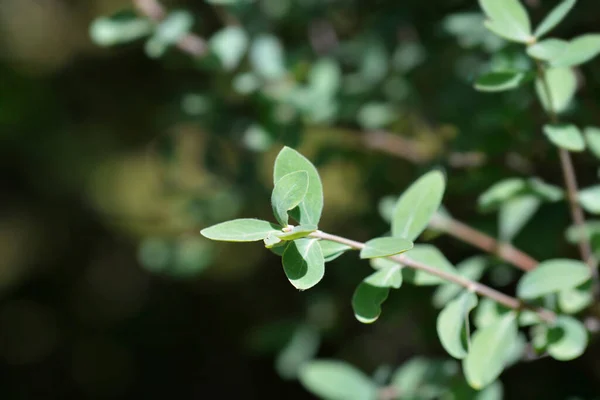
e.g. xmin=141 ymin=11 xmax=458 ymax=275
xmin=309 ymin=230 xmax=556 ymax=322
xmin=535 ymin=60 xmax=597 ymax=278
xmin=132 ymin=0 xmax=208 ymax=57
xmin=429 ymin=213 xmax=538 ymax=272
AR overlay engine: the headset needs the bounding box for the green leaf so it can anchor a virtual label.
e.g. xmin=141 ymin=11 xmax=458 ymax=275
xmin=390 ymin=357 xmax=459 ymax=399
xmin=201 ymin=219 xmax=280 ymax=242
xmin=275 ymin=225 xmax=317 ymax=241
xmin=584 ymin=126 xmax=600 ymax=160
xmin=275 ymin=325 xmax=320 ymax=380
xmin=357 ymin=103 xmax=396 ymax=130
xmin=546 ymin=316 xmax=588 ymax=361
xmin=364 ymin=265 xmax=403 ymax=289
xmin=274 ymin=147 xmax=324 ymax=226
xmin=144 ymin=11 xmax=194 ymax=58
xmin=463 ymin=312 xmax=518 ymax=389
xmin=392 ymin=170 xmax=446 ymax=241
xmin=360 ymin=237 xmax=414 ymax=259
xmin=503 ymin=332 xmax=527 ymax=368
xmin=551 ymin=34 xmax=600 ymax=68
xmin=209 ymin=26 xmax=248 ymax=71
xmin=543 ymin=124 xmax=585 ymax=152
xmin=535 ymin=67 xmax=577 ymax=114
xmin=281 ymin=238 xmax=325 ymax=290
xmin=437 ymin=291 xmax=478 ymax=359
xmin=558 ymin=281 xmax=593 ymax=314
xmin=319 ymin=241 xmax=352 ymax=262
xmin=475 ymin=381 xmax=504 ymax=400
xmin=474 ymin=298 xmax=510 ymax=329
xmin=499 ymin=195 xmax=540 ymax=242
xmin=89 ymin=16 xmax=153 ymax=47
xmin=250 ymin=34 xmax=286 ymax=80
xmin=534 ymin=0 xmax=576 ymax=38
xmin=264 ymin=232 xmax=283 ymax=248
xmin=517 ymin=259 xmax=591 ymax=299
xmin=565 ymin=220 xmax=600 ymax=244
xmin=271 ymin=171 xmax=309 ymax=226
xmin=433 ymin=256 xmax=487 ymax=308
xmin=578 ymin=185 xmax=600 ymax=214
xmin=474 ymin=71 xmax=527 ymax=92
xmin=298 ymin=360 xmax=378 ymax=400
xmin=370 ymin=257 xmax=399 ymax=270
xmin=526 ymin=38 xmax=568 ymax=60
xmin=352 ymin=282 xmax=390 ymax=323
xmin=478 ymin=178 xmax=526 ymax=211
xmin=479 ymin=0 xmax=532 ymax=43
xmin=403 ymin=244 xmax=458 ymax=286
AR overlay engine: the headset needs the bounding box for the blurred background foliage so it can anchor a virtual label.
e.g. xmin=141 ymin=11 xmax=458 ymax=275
xmin=2 ymin=0 xmax=600 ymax=398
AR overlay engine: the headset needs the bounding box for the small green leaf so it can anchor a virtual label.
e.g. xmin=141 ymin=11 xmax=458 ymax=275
xmin=352 ymin=282 xmax=390 ymax=323
xmin=479 ymin=0 xmax=532 ymax=43
xmin=370 ymin=257 xmax=399 ymax=270
xmin=392 ymin=170 xmax=446 ymax=241
xmin=281 ymin=238 xmax=325 ymax=290
xmin=474 ymin=71 xmax=527 ymax=92
xmin=433 ymin=256 xmax=487 ymax=308
xmin=499 ymin=195 xmax=540 ymax=242
xmin=319 ymin=241 xmax=352 ymax=262
xmin=551 ymin=34 xmax=600 ymax=68
xmin=578 ymin=185 xmax=600 ymax=214
xmin=209 ymin=26 xmax=249 ymax=71
xmin=478 ymin=178 xmax=526 ymax=211
xmin=517 ymin=259 xmax=591 ymax=299
xmin=275 ymin=225 xmax=317 ymax=241
xmin=390 ymin=357 xmax=459 ymax=399
xmin=271 ymin=171 xmax=309 ymax=226
xmin=249 ymin=34 xmax=286 ymax=80
xmin=584 ymin=126 xmax=600 ymax=160
xmin=565 ymin=220 xmax=600 ymax=244
xmin=437 ymin=291 xmax=478 ymax=359
xmin=360 ymin=237 xmax=414 ymax=259
xmin=364 ymin=265 xmax=403 ymax=289
xmin=535 ymin=67 xmax=577 ymax=114
xmin=475 ymin=381 xmax=504 ymax=400
xmin=534 ymin=0 xmax=576 ymax=38
xmin=474 ymin=298 xmax=510 ymax=329
xmin=543 ymin=124 xmax=585 ymax=152
xmin=546 ymin=316 xmax=588 ymax=361
xmin=274 ymin=147 xmax=324 ymax=226
xmin=275 ymin=325 xmax=320 ymax=380
xmin=503 ymin=332 xmax=527 ymax=368
xmin=201 ymin=218 xmax=280 ymax=242
xmin=264 ymin=232 xmax=283 ymax=248
xmin=403 ymin=244 xmax=458 ymax=285
xmin=558 ymin=281 xmax=593 ymax=314
xmin=463 ymin=312 xmax=518 ymax=389
xmin=298 ymin=360 xmax=378 ymax=400
xmin=527 ymin=38 xmax=568 ymax=60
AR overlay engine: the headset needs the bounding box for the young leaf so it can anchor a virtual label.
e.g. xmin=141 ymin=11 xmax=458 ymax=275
xmin=271 ymin=171 xmax=309 ymax=226
xmin=535 ymin=67 xmax=577 ymax=114
xmin=558 ymin=282 xmax=593 ymax=314
xmin=437 ymin=291 xmax=478 ymax=359
xmin=352 ymin=282 xmax=390 ymax=323
xmin=578 ymin=185 xmax=600 ymax=214
xmin=517 ymin=259 xmax=591 ymax=299
xmin=433 ymin=256 xmax=487 ymax=308
xmin=584 ymin=126 xmax=600 ymax=160
xmin=479 ymin=0 xmax=532 ymax=43
xmin=275 ymin=224 xmax=317 ymax=241
xmin=463 ymin=312 xmax=518 ymax=389
xmin=546 ymin=316 xmax=588 ymax=361
xmin=551 ymin=34 xmax=600 ymax=68
xmin=474 ymin=71 xmax=527 ymax=92
xmin=274 ymin=147 xmax=324 ymax=226
xmin=392 ymin=170 xmax=446 ymax=241
xmin=264 ymin=232 xmax=283 ymax=248
xmin=403 ymin=244 xmax=458 ymax=285
xmin=201 ymin=219 xmax=280 ymax=242
xmin=526 ymin=38 xmax=568 ymax=61
xmin=364 ymin=265 xmax=403 ymax=289
xmin=499 ymin=195 xmax=540 ymax=242
xmin=534 ymin=0 xmax=577 ymax=38
xmin=360 ymin=237 xmax=414 ymax=259
xmin=543 ymin=124 xmax=585 ymax=152
xmin=281 ymin=238 xmax=325 ymax=290
xmin=298 ymin=360 xmax=378 ymax=400
xmin=319 ymin=240 xmax=352 ymax=262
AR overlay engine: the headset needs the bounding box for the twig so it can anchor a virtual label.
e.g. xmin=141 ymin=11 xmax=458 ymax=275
xmin=535 ymin=60 xmax=597 ymax=279
xmin=309 ymin=230 xmax=556 ymax=322
xmin=429 ymin=213 xmax=538 ymax=272
xmin=132 ymin=0 xmax=208 ymax=57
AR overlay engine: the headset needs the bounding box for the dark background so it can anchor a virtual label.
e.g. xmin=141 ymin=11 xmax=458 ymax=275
xmin=2 ymin=0 xmax=600 ymax=398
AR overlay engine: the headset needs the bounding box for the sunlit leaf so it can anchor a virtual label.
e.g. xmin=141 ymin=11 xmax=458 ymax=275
xmin=546 ymin=316 xmax=588 ymax=361
xmin=479 ymin=0 xmax=532 ymax=43
xmin=392 ymin=170 xmax=446 ymax=241
xmin=534 ymin=0 xmax=576 ymax=38
xmin=517 ymin=259 xmax=591 ymax=299
xmin=473 ymin=298 xmax=509 ymax=329
xmin=201 ymin=218 xmax=280 ymax=242
xmin=527 ymin=39 xmax=568 ymax=60
xmin=437 ymin=291 xmax=478 ymax=359
xmin=584 ymin=126 xmax=600 ymax=160
xmin=275 ymin=225 xmax=317 ymax=241
xmin=578 ymin=185 xmax=600 ymax=214
xmin=271 ymin=171 xmax=309 ymax=226
xmin=250 ymin=34 xmax=286 ymax=80
xmin=364 ymin=265 xmax=403 ymax=289
xmin=478 ymin=178 xmax=526 ymax=211
xmin=543 ymin=124 xmax=585 ymax=152
xmin=209 ymin=26 xmax=248 ymax=70
xmin=433 ymin=256 xmax=487 ymax=308
xmin=535 ymin=67 xmax=577 ymax=114
xmin=319 ymin=241 xmax=352 ymax=262
xmin=281 ymin=238 xmax=324 ymax=290
xmin=403 ymin=244 xmax=458 ymax=285
xmin=499 ymin=195 xmax=540 ymax=242
xmin=551 ymin=34 xmax=600 ymax=68
xmin=360 ymin=237 xmax=413 ymax=259
xmin=298 ymin=360 xmax=378 ymax=400
xmin=558 ymin=281 xmax=593 ymax=314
